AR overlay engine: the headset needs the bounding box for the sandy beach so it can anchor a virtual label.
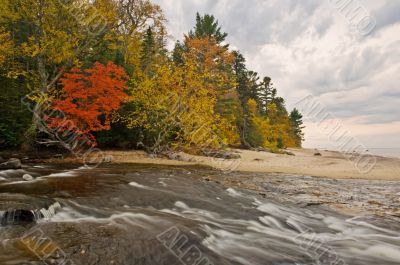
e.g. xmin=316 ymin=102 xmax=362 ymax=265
xmin=71 ymin=148 xmax=400 ymax=181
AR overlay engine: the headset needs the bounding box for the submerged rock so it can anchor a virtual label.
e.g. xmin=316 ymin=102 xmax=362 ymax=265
xmin=22 ymin=174 xmax=34 ymax=181
xmin=0 ymin=209 xmax=37 ymax=226
xmin=0 ymin=202 xmax=61 ymax=226
xmin=0 ymin=158 xmax=22 ymax=170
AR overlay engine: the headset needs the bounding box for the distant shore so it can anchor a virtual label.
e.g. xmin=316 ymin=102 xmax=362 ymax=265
xmin=43 ymin=148 xmax=400 ymax=181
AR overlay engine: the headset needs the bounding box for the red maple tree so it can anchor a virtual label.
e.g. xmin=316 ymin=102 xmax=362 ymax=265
xmin=48 ymin=62 xmax=129 ymax=146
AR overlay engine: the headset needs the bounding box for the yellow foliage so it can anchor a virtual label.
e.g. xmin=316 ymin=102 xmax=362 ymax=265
xmin=181 ymin=37 xmax=240 ymax=146
xmin=0 ymin=27 xmax=13 ymax=66
xmin=247 ymin=99 xmax=258 ymax=113
xmin=122 ymin=55 xmax=238 ymax=150
xmin=0 ymin=0 xmax=101 ymax=80
xmin=124 ymin=34 xmax=143 ymax=67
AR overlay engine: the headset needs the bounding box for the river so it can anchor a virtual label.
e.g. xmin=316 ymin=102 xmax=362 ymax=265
xmin=0 ymin=163 xmax=400 ymax=265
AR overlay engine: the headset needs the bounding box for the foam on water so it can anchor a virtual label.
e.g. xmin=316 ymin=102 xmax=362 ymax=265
xmin=0 ymin=169 xmax=29 ymax=179
xmin=33 ymin=165 xmax=47 ymax=169
xmin=226 ymin=188 xmax=244 ymax=197
xmin=129 ymin=182 xmax=149 ymax=189
xmin=51 ymin=207 xmax=166 ymax=232
xmin=2 ymin=164 xmax=400 ymax=265
xmin=158 ymin=180 xmax=167 ymax=187
xmin=45 ymin=171 xmax=77 ymax=177
xmin=159 ymin=200 xmax=400 ymax=264
xmin=50 ymin=206 xmax=92 ymax=222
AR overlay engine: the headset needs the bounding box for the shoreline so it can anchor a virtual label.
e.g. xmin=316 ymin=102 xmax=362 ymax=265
xmin=2 ymin=148 xmax=399 ymax=218
xmin=41 ymin=148 xmax=400 ymax=181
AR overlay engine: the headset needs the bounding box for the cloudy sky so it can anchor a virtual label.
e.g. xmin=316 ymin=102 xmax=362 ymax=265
xmin=153 ymin=0 xmax=400 ymax=149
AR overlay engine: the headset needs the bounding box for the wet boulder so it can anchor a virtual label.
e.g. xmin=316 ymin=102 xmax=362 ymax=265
xmin=0 ymin=202 xmax=61 ymax=226
xmin=0 ymin=209 xmax=37 ymax=226
xmin=0 ymin=158 xmax=22 ymax=170
xmin=22 ymin=174 xmax=34 ymax=181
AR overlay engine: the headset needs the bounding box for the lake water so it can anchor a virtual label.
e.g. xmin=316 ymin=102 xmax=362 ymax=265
xmin=368 ymin=148 xmax=400 ymax=158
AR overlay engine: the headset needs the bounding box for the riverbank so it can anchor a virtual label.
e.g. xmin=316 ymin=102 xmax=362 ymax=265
xmin=40 ymin=148 xmax=400 ymax=218
xmin=1 ymin=148 xmax=400 ymax=221
xmin=55 ymin=148 xmax=400 ymax=181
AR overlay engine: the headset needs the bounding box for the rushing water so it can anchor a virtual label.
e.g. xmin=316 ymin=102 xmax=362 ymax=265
xmin=0 ymin=164 xmax=399 ymax=265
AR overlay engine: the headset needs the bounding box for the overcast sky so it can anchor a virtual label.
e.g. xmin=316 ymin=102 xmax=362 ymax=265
xmin=153 ymin=0 xmax=400 ymax=149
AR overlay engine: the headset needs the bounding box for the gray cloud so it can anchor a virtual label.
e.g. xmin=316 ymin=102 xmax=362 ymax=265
xmin=371 ymin=0 xmax=400 ymax=30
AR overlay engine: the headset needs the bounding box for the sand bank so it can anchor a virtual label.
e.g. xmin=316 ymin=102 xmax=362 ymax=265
xmin=79 ymin=148 xmax=400 ymax=181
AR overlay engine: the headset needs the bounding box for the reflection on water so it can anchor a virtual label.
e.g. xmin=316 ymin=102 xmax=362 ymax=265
xmin=0 ymin=164 xmax=399 ymax=265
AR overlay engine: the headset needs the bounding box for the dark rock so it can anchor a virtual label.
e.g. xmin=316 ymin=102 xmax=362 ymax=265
xmin=284 ymin=151 xmax=295 ymax=156
xmin=53 ymin=154 xmax=64 ymax=159
xmin=0 ymin=202 xmax=61 ymax=226
xmin=203 ymin=150 xmax=241 ymax=159
xmin=298 ymin=202 xmax=324 ymax=208
xmin=0 ymin=158 xmax=22 ymax=169
xmin=314 ymin=152 xmax=322 ymax=156
xmin=0 ymin=156 xmax=5 ymax=163
xmin=223 ymin=152 xmax=241 ymax=159
xmin=0 ymin=209 xmax=37 ymax=226
xmin=253 ymin=147 xmax=272 ymax=153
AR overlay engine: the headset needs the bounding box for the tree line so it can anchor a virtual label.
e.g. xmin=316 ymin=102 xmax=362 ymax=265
xmin=0 ymin=0 xmax=304 ymax=154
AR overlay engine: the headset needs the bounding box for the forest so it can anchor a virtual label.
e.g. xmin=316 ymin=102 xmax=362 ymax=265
xmin=0 ymin=0 xmax=304 ymax=155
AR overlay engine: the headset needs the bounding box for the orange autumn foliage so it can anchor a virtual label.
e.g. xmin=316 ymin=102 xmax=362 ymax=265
xmin=48 ymin=62 xmax=129 ymax=145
